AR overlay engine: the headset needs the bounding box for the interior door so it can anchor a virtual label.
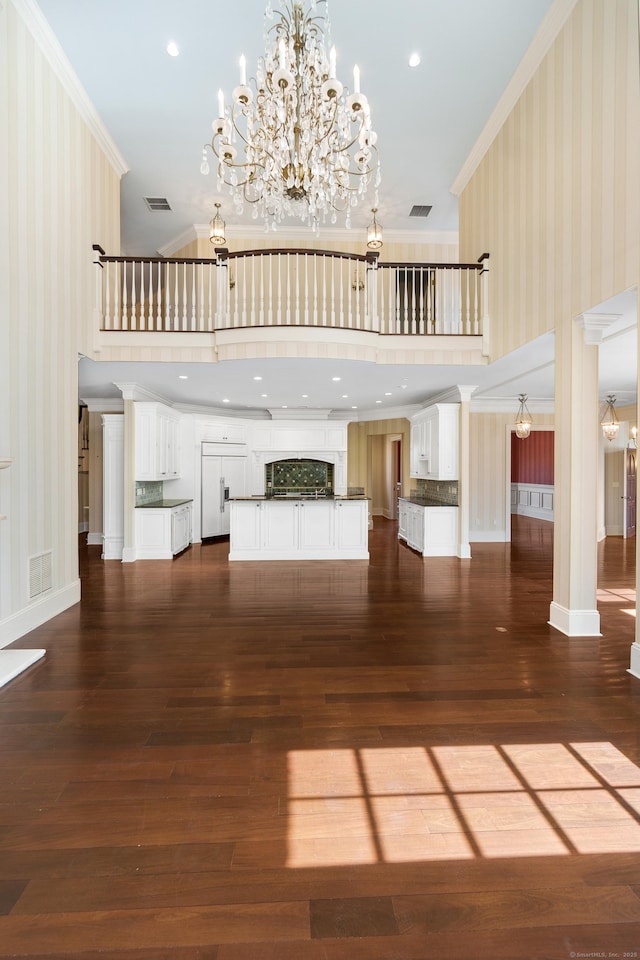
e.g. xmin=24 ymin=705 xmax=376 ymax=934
xmin=624 ymin=448 xmax=636 ymax=539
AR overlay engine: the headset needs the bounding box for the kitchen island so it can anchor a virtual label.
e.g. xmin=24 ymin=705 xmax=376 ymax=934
xmin=229 ymin=496 xmax=369 ymax=561
xmin=398 ymin=497 xmax=458 ymax=557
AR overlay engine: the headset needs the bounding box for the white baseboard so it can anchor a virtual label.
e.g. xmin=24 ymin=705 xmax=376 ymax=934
xmin=102 ymin=537 xmax=124 ymax=560
xmin=121 ymin=547 xmax=136 ymax=563
xmin=470 ymin=530 xmax=509 ymax=542
xmin=548 ymin=601 xmax=601 ymax=637
xmin=628 ymin=642 xmax=640 ymax=680
xmin=0 ymin=649 xmax=46 ymax=687
xmin=87 ymin=532 xmax=103 ymax=545
xmin=457 ymin=543 xmax=472 ymax=559
xmin=606 ymin=525 xmax=623 ymax=536
xmin=0 ymin=580 xmax=81 ymax=648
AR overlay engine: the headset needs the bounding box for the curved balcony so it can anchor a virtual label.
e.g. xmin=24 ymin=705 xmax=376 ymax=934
xmin=93 ymin=247 xmax=489 ymax=366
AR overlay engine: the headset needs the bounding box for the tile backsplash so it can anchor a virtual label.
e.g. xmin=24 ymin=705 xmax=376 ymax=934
xmin=135 ymin=481 xmax=163 ymax=505
xmin=414 ymin=479 xmax=458 ymax=505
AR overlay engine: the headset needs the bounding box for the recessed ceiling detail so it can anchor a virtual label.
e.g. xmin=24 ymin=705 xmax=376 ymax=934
xmin=144 ymin=197 xmax=172 ymax=212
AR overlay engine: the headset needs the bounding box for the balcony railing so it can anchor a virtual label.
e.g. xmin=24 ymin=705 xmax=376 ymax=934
xmin=94 ymin=247 xmax=489 ymax=338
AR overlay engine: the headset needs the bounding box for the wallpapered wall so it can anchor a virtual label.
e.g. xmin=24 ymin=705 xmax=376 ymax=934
xmin=511 ymin=430 xmax=554 ymax=485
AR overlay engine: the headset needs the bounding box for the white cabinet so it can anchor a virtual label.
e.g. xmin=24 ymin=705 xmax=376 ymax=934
xmin=135 ymin=403 xmax=181 ymax=481
xmin=410 ymin=404 xmax=458 ymax=480
xmin=229 ymin=499 xmax=368 ymax=560
xmin=201 ymin=421 xmax=246 ymax=444
xmin=397 ymin=500 xmax=458 ymax=557
xmin=171 ymin=504 xmax=192 ymax=555
xmin=135 ymin=502 xmax=192 ymax=559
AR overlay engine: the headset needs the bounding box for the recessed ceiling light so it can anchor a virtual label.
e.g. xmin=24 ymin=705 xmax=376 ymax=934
xmin=400 ymin=384 xmax=408 ymax=389
xmin=178 ymin=375 xmax=188 ymax=380
xmin=342 ymin=394 xmax=349 ymax=398
xmin=282 ymin=405 xmax=288 ymax=409
xmin=166 ymin=41 xmax=180 ymax=57
xmin=253 ymin=375 xmax=263 ymax=380
xmin=261 ymin=393 xmax=268 ymax=398
xmin=302 ymin=394 xmax=309 ymax=398
xmin=385 ymin=392 xmax=392 ymax=396
xmin=375 ymin=400 xmax=382 ymax=404
xmin=351 ymin=406 xmax=358 ymax=410
xmin=409 ymin=52 xmax=420 ymax=67
xmin=332 ymin=376 xmax=341 ymax=381
xmin=222 ymin=398 xmax=230 ymax=403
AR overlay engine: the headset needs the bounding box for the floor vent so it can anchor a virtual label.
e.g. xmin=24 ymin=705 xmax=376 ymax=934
xmin=409 ymin=204 xmax=432 ymax=218
xmin=29 ymin=551 xmax=53 ymax=599
xmin=144 ymin=197 xmax=172 ymax=212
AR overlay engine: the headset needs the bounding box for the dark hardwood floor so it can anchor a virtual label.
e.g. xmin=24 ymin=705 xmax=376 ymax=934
xmin=1 ymin=516 xmax=640 ymax=959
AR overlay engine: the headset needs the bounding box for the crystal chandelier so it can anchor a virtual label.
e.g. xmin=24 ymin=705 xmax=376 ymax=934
xmin=200 ymin=0 xmax=380 ymax=231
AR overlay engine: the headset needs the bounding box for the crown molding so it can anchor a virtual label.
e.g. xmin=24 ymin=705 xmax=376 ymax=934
xmin=450 ymin=0 xmax=578 ymax=197
xmin=80 ymin=397 xmax=124 ymax=413
xmin=113 ymin=382 xmax=170 ymax=404
xmin=470 ymin=396 xmax=555 ymax=415
xmin=12 ymin=0 xmax=128 ymax=178
xmin=158 ymin=222 xmax=458 ymax=256
xmin=353 ymin=404 xmax=418 ymax=423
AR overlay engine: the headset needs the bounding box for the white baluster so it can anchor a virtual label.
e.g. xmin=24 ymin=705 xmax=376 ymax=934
xmin=267 ymin=254 xmax=273 ymax=326
xmin=197 ymin=261 xmax=204 ymax=331
xmin=207 ymin=261 xmax=213 ymax=331
xmin=426 ymin=269 xmax=432 ymax=333
xmin=313 ymin=254 xmax=318 ymax=326
xmin=277 ymin=254 xmax=282 ymax=326
xmin=330 ymin=257 xmax=336 ymax=327
xmin=259 ymin=253 xmax=265 ymax=326
xmin=322 ymin=256 xmax=327 ymax=326
xmin=303 ymin=253 xmax=309 ymax=326
xmin=286 ymin=253 xmax=291 ymax=325
xmin=121 ymin=261 xmax=129 ymax=330
xmin=339 ymin=257 xmax=345 ymax=328
xmin=354 ymin=260 xmax=360 ymax=329
xmin=474 ymin=268 xmax=479 ymax=336
xmin=104 ymin=261 xmax=111 ymax=330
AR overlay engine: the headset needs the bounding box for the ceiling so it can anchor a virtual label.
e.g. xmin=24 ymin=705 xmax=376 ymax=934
xmin=35 ymin=0 xmax=637 ymax=416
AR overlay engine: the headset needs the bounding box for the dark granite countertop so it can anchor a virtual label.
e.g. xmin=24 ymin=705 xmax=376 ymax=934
xmin=135 ymin=499 xmax=193 ymax=508
xmin=230 ymin=495 xmax=369 ymax=502
xmin=399 ymin=497 xmax=459 ymax=508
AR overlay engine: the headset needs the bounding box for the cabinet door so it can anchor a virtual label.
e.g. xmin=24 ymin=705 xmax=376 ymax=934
xmin=230 ymin=502 xmax=263 ymax=552
xmin=298 ymin=501 xmax=334 ymax=551
xmin=398 ymin=502 xmax=408 ymax=540
xmin=262 ymin=501 xmax=299 ymax=552
xmin=335 ymin=501 xmax=368 ymax=550
xmin=135 ymin=406 xmax=158 ymax=480
xmin=171 ymin=507 xmax=189 ymax=555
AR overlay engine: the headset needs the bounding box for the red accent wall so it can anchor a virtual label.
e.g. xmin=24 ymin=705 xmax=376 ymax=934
xmin=511 ymin=430 xmax=554 ymax=484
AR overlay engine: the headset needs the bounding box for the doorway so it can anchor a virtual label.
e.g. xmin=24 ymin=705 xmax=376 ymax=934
xmin=624 ymin=447 xmax=636 ymax=539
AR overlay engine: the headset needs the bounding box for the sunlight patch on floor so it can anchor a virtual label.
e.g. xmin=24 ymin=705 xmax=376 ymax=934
xmin=285 ymin=742 xmax=640 ymax=867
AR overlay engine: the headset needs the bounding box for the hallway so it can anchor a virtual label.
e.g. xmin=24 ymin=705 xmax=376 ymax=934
xmin=0 ymin=518 xmax=639 ymax=958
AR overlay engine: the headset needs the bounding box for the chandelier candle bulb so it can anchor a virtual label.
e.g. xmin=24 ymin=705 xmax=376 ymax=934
xmin=329 ymin=45 xmax=336 ymax=79
xmin=353 ymin=64 xmax=360 ymax=94
xmin=239 ymin=55 xmax=247 ymax=85
xmin=217 ymin=88 xmax=225 ymax=118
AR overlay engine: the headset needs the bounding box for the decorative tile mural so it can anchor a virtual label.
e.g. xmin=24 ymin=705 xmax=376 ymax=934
xmin=266 ymin=459 xmax=334 ymax=496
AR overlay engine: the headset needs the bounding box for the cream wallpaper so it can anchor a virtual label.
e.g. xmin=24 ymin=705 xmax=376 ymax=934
xmin=0 ymin=0 xmax=121 ymax=644
xmin=459 ymin=0 xmax=640 ymax=362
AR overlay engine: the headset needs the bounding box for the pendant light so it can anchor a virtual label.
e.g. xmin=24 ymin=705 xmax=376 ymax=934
xmin=367 ymin=208 xmax=383 ymax=249
xmin=514 ymin=394 xmax=532 ymax=439
xmin=209 ymin=203 xmax=226 ymax=246
xmin=601 ymin=395 xmax=619 ymax=442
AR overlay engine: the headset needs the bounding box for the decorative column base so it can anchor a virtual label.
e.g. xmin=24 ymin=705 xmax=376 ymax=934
xmin=628 ymin=642 xmax=640 ymax=680
xmin=548 ymin=601 xmax=601 ymax=637
xmin=121 ymin=546 xmax=136 ymax=563
xmin=457 ymin=543 xmax=471 ymax=559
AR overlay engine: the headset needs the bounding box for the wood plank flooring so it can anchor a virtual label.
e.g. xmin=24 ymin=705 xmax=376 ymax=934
xmin=1 ymin=516 xmax=640 ymax=959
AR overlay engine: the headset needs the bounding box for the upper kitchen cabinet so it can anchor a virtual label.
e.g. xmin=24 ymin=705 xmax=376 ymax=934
xmin=135 ymin=402 xmax=181 ymax=480
xmin=410 ymin=404 xmax=459 ymax=480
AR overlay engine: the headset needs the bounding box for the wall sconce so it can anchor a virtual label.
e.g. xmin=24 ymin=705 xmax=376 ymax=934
xmin=366 ymin=207 xmax=383 ymax=249
xmin=630 ymin=426 xmax=637 ymax=449
xmin=601 ymin=395 xmax=619 ymax=442
xmin=209 ymin=202 xmax=226 ymax=246
xmin=514 ymin=394 xmax=532 ymax=439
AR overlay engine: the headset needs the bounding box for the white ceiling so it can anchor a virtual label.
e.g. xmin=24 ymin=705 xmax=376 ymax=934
xmin=35 ymin=0 xmax=637 ymax=416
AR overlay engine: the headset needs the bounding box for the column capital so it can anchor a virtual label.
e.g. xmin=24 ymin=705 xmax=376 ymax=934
xmin=575 ymin=312 xmax=622 ymax=345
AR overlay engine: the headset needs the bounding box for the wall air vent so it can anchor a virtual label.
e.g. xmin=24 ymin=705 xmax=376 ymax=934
xmin=409 ymin=204 xmax=432 ymax=218
xmin=29 ymin=551 xmax=52 ymax=599
xmin=144 ymin=197 xmax=172 ymax=212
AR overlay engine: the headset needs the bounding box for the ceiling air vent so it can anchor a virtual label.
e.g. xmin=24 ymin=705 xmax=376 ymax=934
xmin=409 ymin=204 xmax=432 ymax=218
xmin=144 ymin=197 xmax=172 ymax=212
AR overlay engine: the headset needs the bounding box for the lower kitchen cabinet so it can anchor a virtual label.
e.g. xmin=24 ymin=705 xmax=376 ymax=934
xmin=398 ymin=500 xmax=458 ymax=557
xmin=135 ymin=502 xmax=193 ymax=559
xmin=229 ymin=498 xmax=368 ymax=560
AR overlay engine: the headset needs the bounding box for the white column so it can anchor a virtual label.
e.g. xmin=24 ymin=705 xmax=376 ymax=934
xmin=549 ymin=313 xmax=618 ymax=636
xmin=456 ymin=385 xmax=476 ymax=559
xmin=101 ymin=415 xmax=124 ymax=560
xmin=121 ymin=399 xmax=137 ymax=563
